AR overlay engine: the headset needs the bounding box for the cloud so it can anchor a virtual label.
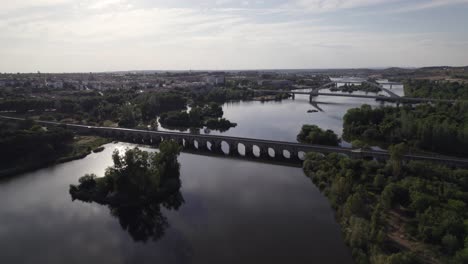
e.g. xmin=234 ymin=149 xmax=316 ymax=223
xmin=1 ymin=0 xmax=72 ymax=12
xmin=86 ymin=0 xmax=128 ymax=9
xmin=390 ymin=0 xmax=468 ymax=12
xmin=0 ymin=0 xmax=468 ymax=71
xmin=289 ymin=0 xmax=399 ymax=12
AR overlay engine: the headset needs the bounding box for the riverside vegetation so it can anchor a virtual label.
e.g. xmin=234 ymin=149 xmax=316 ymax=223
xmin=330 ymin=83 xmax=381 ymax=93
xmin=0 ymin=119 xmax=109 ymax=178
xmin=159 ymin=102 xmax=236 ymax=131
xmin=0 ymin=87 xmax=251 ymax=130
xmin=343 ymin=103 xmax=468 ymax=156
xmin=404 ymin=80 xmax=468 ymax=100
xmin=69 ymin=141 xmax=183 ymax=242
xmin=303 ymin=151 xmax=468 ymax=264
xmin=304 ymin=80 xmax=468 ymax=263
xmin=297 ymin=124 xmax=340 ymax=146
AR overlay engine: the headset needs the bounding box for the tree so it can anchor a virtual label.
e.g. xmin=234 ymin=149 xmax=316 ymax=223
xmin=297 ymin=125 xmax=340 ymax=146
xmin=71 ymin=140 xmax=181 ymax=202
xmin=119 ymin=104 xmax=140 ymax=128
xmin=343 ymin=192 xmax=366 ymax=218
xmin=346 ymin=217 xmax=370 ymax=250
xmin=442 ymin=234 xmax=460 ymax=255
xmin=389 ymin=143 xmax=407 ymax=178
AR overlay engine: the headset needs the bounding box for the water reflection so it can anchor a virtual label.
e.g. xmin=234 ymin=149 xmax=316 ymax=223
xmin=71 ymin=183 xmax=185 ymax=243
xmin=108 ymin=190 xmax=184 ymax=242
xmin=69 ymin=145 xmax=186 ymax=243
xmin=0 ymin=143 xmax=353 ymax=264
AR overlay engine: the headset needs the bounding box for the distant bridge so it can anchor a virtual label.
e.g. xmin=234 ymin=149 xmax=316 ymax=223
xmin=253 ymin=80 xmax=458 ymax=103
xmin=2 ymin=116 xmax=468 ymax=167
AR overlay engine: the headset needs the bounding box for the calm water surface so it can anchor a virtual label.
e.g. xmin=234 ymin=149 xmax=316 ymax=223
xmin=160 ymin=88 xmax=403 ymax=145
xmin=0 ymin=91 xmax=406 ymax=263
xmin=0 ymin=143 xmax=352 ymax=264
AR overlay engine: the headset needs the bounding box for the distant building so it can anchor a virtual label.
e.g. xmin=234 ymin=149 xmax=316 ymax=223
xmin=204 ymin=75 xmax=225 ymax=86
xmin=52 ymin=81 xmax=63 ymax=89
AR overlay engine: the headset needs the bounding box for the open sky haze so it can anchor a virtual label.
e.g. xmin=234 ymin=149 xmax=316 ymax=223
xmin=1 ymin=0 xmax=467 ymax=72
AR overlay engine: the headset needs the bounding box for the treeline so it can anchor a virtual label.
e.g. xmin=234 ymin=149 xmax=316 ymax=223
xmin=297 ymin=125 xmax=340 ymax=146
xmin=330 ymin=83 xmax=381 ymax=93
xmin=135 ymin=93 xmax=187 ymax=121
xmin=404 ymin=79 xmax=468 ymax=99
xmin=190 ymin=87 xmax=254 ymax=103
xmin=159 ymin=103 xmax=236 ymax=131
xmin=2 ymin=86 xmax=253 ymax=130
xmin=0 ymin=99 xmax=55 ymax=113
xmin=343 ymin=103 xmax=468 ymax=156
xmin=0 ymin=120 xmax=74 ymax=173
xmin=303 ymin=152 xmax=468 ymax=264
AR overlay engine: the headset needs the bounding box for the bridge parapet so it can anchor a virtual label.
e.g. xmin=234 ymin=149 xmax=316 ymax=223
xmin=2 ymin=115 xmax=468 ymax=167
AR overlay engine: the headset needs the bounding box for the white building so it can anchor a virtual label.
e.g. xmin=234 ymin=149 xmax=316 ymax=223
xmin=204 ymin=75 xmax=225 ymax=86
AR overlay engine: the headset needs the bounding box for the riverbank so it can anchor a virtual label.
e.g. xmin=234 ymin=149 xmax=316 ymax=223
xmin=0 ymin=136 xmax=110 ymax=179
xmin=302 ymin=152 xmax=468 ymax=263
xmin=252 ymin=94 xmax=290 ymax=102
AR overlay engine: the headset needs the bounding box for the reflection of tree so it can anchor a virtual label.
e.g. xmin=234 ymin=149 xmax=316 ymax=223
xmin=109 ymin=190 xmax=184 ymax=243
xmin=69 ymin=141 xmax=185 ymax=243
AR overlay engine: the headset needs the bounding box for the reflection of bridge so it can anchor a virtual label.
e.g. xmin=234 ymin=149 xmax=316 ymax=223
xmin=2 ymin=116 xmax=468 ymax=167
xmin=253 ymin=80 xmax=458 ymax=103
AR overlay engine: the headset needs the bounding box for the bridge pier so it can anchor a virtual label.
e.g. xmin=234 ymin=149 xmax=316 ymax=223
xmin=244 ymin=144 xmax=254 ymax=158
xmin=183 ymin=138 xmax=195 ymax=149
xmin=211 ymin=140 xmax=223 ymax=154
xmin=229 ymin=142 xmax=239 ymax=156
xmin=259 ymin=146 xmax=269 ymax=159
xmin=290 ymin=151 xmax=300 ymax=161
xmin=274 ymin=148 xmax=284 ymax=161
xmin=196 ymin=139 xmax=208 ymax=152
xmin=152 ymin=136 xmax=162 ymax=145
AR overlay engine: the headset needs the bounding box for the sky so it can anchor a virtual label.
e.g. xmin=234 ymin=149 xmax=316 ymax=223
xmin=0 ymin=0 xmax=468 ymax=72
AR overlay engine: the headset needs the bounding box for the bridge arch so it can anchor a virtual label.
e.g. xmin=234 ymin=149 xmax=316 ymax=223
xmin=268 ymin=147 xmax=276 ymax=159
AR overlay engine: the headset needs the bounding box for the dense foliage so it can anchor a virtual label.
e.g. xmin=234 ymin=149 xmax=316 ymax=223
xmin=205 ymin=118 xmax=237 ymax=131
xmin=0 ymin=86 xmax=248 ymax=132
xmin=159 ymin=103 xmax=236 ymax=130
xmin=303 ymin=152 xmax=468 ymax=264
xmin=343 ymin=103 xmax=468 ymax=156
xmin=404 ymin=79 xmax=468 ymax=99
xmin=70 ymin=141 xmax=183 ymax=242
xmin=136 ymin=93 xmax=187 ymax=121
xmin=297 ymin=124 xmax=340 ymax=146
xmin=0 ymin=119 xmax=74 ymax=174
xmin=330 ymin=83 xmax=381 ymax=93
xmin=191 ymin=87 xmax=254 ymax=103
xmin=70 ymin=141 xmax=182 ymax=204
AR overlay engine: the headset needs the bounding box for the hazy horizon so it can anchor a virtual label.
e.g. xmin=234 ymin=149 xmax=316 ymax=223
xmin=1 ymin=0 xmax=468 ymax=72
xmin=4 ymin=65 xmax=468 ymax=75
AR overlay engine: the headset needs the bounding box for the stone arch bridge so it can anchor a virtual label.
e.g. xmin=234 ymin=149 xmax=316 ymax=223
xmin=39 ymin=119 xmax=468 ymax=167
xmin=2 ymin=116 xmax=468 ymax=167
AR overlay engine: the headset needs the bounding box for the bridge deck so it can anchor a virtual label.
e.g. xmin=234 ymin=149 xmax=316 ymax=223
xmin=1 ymin=115 xmax=467 ymax=167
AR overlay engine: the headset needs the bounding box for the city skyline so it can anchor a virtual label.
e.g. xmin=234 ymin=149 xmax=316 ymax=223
xmin=1 ymin=0 xmax=468 ymax=72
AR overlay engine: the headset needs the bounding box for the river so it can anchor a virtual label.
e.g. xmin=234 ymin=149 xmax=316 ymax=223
xmin=0 ymin=86 xmax=404 ymax=263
